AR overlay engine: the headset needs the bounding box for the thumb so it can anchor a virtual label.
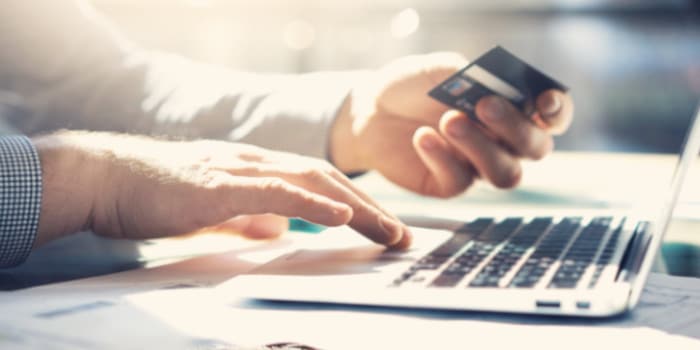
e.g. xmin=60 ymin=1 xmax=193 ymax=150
xmin=421 ymin=51 xmax=469 ymax=84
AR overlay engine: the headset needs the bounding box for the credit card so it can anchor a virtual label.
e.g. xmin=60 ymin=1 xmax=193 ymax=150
xmin=429 ymin=46 xmax=568 ymax=117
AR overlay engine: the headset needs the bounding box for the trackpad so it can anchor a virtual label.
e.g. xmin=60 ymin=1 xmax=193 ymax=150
xmin=247 ymin=227 xmax=452 ymax=277
xmin=249 ymin=246 xmax=417 ymax=276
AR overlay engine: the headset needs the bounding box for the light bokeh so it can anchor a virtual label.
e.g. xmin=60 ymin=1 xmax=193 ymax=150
xmin=88 ymin=0 xmax=700 ymax=153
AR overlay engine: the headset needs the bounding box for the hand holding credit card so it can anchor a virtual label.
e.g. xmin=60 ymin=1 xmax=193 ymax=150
xmin=329 ymin=49 xmax=573 ymax=200
xmin=429 ymin=46 xmax=568 ymax=119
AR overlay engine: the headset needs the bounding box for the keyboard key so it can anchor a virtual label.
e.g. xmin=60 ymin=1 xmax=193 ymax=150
xmin=469 ymin=218 xmax=551 ymax=287
xmin=549 ymin=217 xmax=612 ymax=289
xmin=454 ymin=218 xmax=495 ymax=235
xmin=588 ymin=219 xmax=624 ymax=288
xmin=429 ymin=218 xmax=494 ymax=258
xmin=431 ymin=274 xmax=465 ymax=287
xmin=392 ymin=218 xmax=493 ymax=287
xmin=431 ymin=218 xmax=522 ymax=288
xmin=481 ymin=217 xmax=523 ymax=243
xmin=510 ymin=217 xmax=581 ymax=288
xmin=427 ymin=235 xmax=473 ymax=259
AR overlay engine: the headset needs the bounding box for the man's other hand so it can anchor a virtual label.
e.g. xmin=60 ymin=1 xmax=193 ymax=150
xmin=331 ymin=52 xmax=574 ymax=197
xmin=32 ymin=132 xmax=411 ymax=249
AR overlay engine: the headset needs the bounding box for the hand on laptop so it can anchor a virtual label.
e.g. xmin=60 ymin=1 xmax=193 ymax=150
xmin=32 ymin=132 xmax=411 ymax=249
xmin=330 ymin=52 xmax=574 ymax=197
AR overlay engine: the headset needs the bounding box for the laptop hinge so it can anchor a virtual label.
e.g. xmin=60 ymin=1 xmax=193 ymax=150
xmin=615 ymin=221 xmax=652 ymax=282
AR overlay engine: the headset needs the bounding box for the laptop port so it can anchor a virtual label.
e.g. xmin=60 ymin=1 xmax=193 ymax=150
xmin=576 ymin=301 xmax=591 ymax=309
xmin=535 ymin=300 xmax=561 ymax=309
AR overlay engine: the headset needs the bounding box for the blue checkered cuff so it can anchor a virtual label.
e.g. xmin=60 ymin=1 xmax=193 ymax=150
xmin=0 ymin=136 xmax=42 ymax=267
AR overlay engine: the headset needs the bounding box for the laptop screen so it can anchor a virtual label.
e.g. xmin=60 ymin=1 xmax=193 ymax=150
xmin=630 ymin=103 xmax=700 ymax=302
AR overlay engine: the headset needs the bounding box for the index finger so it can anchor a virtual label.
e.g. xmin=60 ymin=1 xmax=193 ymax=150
xmin=294 ymin=170 xmax=408 ymax=248
xmin=229 ymin=177 xmax=354 ymax=227
xmin=235 ymin=165 xmax=409 ymax=249
xmin=533 ymin=89 xmax=574 ymax=135
xmin=327 ymin=170 xmax=413 ymax=250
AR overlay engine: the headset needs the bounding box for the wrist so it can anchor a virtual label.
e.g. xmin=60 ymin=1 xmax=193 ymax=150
xmin=32 ymin=131 xmax=105 ymax=245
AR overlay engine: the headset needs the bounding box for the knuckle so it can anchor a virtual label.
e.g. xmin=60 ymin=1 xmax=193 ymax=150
xmin=295 ymin=194 xmax=322 ymax=211
xmin=514 ymin=130 xmax=549 ymax=160
xmin=526 ymin=137 xmax=553 ymax=160
xmin=529 ymin=146 xmax=549 ymax=161
xmin=258 ymin=177 xmax=317 ymax=207
xmin=199 ymin=171 xmax=230 ymax=191
xmin=313 ymin=159 xmax=338 ymax=176
xmin=254 ymin=177 xmax=319 ymax=212
xmin=257 ymin=177 xmax=287 ymax=194
xmin=302 ymin=167 xmax=328 ymax=182
xmin=492 ymin=164 xmax=522 ymax=189
xmin=521 ymin=141 xmax=544 ymax=160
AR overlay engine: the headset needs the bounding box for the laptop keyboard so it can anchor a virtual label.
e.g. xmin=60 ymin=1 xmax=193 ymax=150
xmin=510 ymin=217 xmax=581 ymax=288
xmin=392 ymin=216 xmax=623 ymax=289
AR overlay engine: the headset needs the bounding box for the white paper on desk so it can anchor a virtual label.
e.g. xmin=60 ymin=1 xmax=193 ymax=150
xmin=2 ymin=273 xmax=700 ymax=350
xmin=0 ymin=323 xmax=101 ymax=350
xmin=120 ymin=280 xmax=700 ymax=350
xmin=0 ymin=290 xmax=244 ymax=350
xmin=0 ymin=235 xmax=310 ymax=350
xmin=628 ymin=273 xmax=700 ymax=336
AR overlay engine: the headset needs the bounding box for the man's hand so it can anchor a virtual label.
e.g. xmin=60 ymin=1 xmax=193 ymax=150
xmin=331 ymin=52 xmax=574 ymax=197
xmin=32 ymin=132 xmax=411 ymax=249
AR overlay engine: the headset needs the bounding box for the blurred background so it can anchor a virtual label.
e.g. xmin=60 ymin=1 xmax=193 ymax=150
xmin=90 ymin=0 xmax=700 ymax=154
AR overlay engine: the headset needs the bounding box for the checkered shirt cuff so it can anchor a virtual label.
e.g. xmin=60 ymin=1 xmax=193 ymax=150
xmin=0 ymin=136 xmax=42 ymax=267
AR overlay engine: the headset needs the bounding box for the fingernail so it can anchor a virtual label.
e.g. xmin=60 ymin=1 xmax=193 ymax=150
xmin=542 ymin=94 xmax=561 ymax=117
xmin=379 ymin=216 xmax=402 ymax=245
xmin=398 ymin=227 xmax=413 ymax=249
xmin=387 ymin=226 xmax=413 ymax=251
xmin=420 ymin=136 xmax=437 ymax=150
xmin=484 ymin=97 xmax=506 ymax=121
xmin=447 ymin=118 xmax=468 ymax=138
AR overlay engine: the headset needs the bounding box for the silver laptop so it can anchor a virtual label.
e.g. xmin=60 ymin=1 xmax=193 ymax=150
xmin=222 ymin=104 xmax=700 ymax=317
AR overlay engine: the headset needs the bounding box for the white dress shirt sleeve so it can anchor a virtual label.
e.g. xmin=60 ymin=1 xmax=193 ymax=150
xmin=0 ymin=0 xmax=362 ymax=159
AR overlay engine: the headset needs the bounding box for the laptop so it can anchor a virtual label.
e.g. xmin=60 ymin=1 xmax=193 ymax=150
xmin=222 ymin=104 xmax=700 ymax=317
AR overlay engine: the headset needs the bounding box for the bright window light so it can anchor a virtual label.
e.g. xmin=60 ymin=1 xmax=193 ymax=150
xmin=390 ymin=8 xmax=420 ymax=39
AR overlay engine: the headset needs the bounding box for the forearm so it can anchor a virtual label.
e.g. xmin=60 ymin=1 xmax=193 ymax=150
xmin=1 ymin=0 xmax=362 ymax=161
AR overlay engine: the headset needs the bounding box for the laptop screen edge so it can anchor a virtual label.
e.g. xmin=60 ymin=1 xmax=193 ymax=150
xmin=627 ymin=102 xmax=700 ymax=307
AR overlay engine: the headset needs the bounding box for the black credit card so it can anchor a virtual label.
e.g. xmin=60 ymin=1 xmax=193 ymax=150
xmin=429 ymin=46 xmax=568 ymax=117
